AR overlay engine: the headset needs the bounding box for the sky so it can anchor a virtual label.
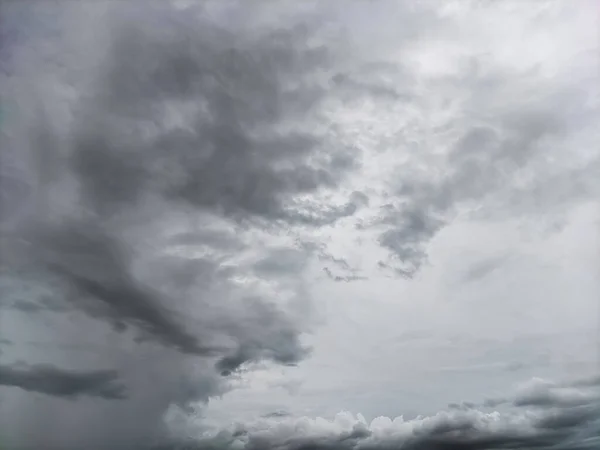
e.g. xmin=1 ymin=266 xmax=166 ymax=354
xmin=0 ymin=1 xmax=599 ymax=449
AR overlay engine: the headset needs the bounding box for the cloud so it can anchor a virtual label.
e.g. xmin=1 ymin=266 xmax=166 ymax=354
xmin=1 ymin=1 xmax=598 ymax=449
xmin=164 ymin=401 xmax=600 ymax=450
xmin=374 ymin=94 xmax=596 ymax=277
xmin=310 ymin=240 xmax=366 ymax=282
xmin=153 ymin=375 xmax=599 ymax=449
xmin=0 ymin=363 xmax=126 ymax=400
xmin=64 ymin=3 xmax=357 ymax=227
xmin=28 ymin=221 xmax=222 ymax=357
xmin=512 ymin=378 xmax=600 ymax=409
xmin=360 ymin=3 xmax=600 ymax=277
xmin=0 ymin=338 xmax=12 ymax=355
xmin=482 ymin=375 xmax=600 ymax=410
xmin=322 ymin=267 xmax=366 ymax=283
xmin=0 ymin=1 xmax=363 ymax=448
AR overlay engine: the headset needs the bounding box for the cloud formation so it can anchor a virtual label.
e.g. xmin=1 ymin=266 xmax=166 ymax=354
xmin=0 ymin=364 xmax=126 ymax=400
xmin=165 ymin=376 xmax=600 ymax=450
xmin=0 ymin=1 xmax=361 ymax=448
xmin=357 ymin=2 xmax=600 ymax=277
xmin=66 ymin=3 xmax=357 ymax=227
xmin=0 ymin=1 xmax=598 ymax=450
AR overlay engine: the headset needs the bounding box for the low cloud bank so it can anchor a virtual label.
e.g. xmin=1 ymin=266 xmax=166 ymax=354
xmin=162 ymin=375 xmax=600 ymax=450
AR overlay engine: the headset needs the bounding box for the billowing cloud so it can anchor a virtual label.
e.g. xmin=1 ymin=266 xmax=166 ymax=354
xmin=0 ymin=1 xmax=363 ymax=448
xmin=166 ymin=376 xmax=600 ymax=450
xmin=63 ymin=2 xmax=358 ymax=227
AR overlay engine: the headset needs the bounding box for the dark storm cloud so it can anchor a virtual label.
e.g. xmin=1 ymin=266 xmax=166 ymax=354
xmin=0 ymin=363 xmax=126 ymax=399
xmin=67 ymin=4 xmax=357 ymax=227
xmin=0 ymin=1 xmax=361 ymax=448
xmin=3 ymin=0 xmax=351 ymax=375
xmin=2 ymin=1 xmax=597 ymax=449
xmin=29 ymin=221 xmax=220 ymax=356
xmin=213 ymin=295 xmax=312 ymax=376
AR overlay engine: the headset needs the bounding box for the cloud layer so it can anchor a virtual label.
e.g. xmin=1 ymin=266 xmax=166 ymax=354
xmin=0 ymin=1 xmax=598 ymax=450
xmin=162 ymin=376 xmax=600 ymax=450
xmin=0 ymin=1 xmax=357 ymax=448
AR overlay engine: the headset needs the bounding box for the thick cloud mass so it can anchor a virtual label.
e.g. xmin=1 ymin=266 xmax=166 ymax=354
xmin=0 ymin=1 xmax=354 ymax=448
xmin=0 ymin=1 xmax=598 ymax=449
xmin=159 ymin=376 xmax=600 ymax=450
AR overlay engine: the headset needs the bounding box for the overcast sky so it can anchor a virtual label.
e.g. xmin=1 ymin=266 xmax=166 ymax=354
xmin=0 ymin=1 xmax=599 ymax=449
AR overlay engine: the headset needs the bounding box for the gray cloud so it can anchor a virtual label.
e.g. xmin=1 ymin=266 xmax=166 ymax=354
xmin=28 ymin=221 xmax=220 ymax=357
xmin=571 ymin=375 xmax=600 ymax=388
xmin=512 ymin=378 xmax=600 ymax=409
xmin=368 ymin=42 xmax=599 ymax=277
xmin=161 ymin=399 xmax=600 ymax=450
xmin=460 ymin=254 xmax=512 ymax=283
xmin=377 ymin=206 xmax=445 ymax=278
xmin=1 ymin=1 xmax=598 ymax=449
xmin=0 ymin=1 xmax=363 ymax=448
xmin=323 ymin=267 xmax=367 ymax=283
xmin=482 ymin=376 xmax=600 ymax=410
xmin=514 ymin=387 xmax=599 ymax=409
xmin=65 ymin=4 xmax=356 ymax=227
xmin=376 ymin=102 xmax=594 ymax=277
xmin=0 ymin=363 xmax=126 ymax=400
xmin=149 ymin=376 xmax=600 ymax=449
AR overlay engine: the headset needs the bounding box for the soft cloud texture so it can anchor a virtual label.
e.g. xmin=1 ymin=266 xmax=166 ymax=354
xmin=0 ymin=0 xmax=598 ymax=449
xmin=0 ymin=1 xmax=352 ymax=448
xmin=163 ymin=376 xmax=600 ymax=450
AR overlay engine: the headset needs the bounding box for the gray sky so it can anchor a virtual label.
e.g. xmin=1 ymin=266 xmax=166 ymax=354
xmin=0 ymin=1 xmax=599 ymax=449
